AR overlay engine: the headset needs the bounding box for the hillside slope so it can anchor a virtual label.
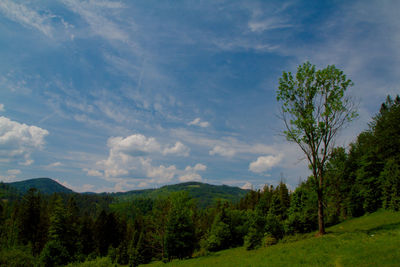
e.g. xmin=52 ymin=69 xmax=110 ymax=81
xmin=112 ymin=181 xmax=248 ymax=207
xmin=145 ymin=210 xmax=400 ymax=267
xmin=3 ymin=178 xmax=247 ymax=208
xmin=7 ymin=178 xmax=75 ymax=195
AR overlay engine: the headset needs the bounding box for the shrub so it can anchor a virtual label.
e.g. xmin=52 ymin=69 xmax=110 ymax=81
xmin=0 ymin=246 xmax=36 ymax=267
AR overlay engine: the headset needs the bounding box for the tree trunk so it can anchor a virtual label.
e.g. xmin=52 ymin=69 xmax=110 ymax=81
xmin=317 ymin=187 xmax=325 ymax=236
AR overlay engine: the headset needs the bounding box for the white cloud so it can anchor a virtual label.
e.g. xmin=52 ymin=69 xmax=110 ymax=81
xmin=56 ymin=179 xmax=95 ymax=193
xmin=61 ymin=0 xmax=128 ymax=42
xmin=188 ymin=118 xmax=210 ymax=128
xmin=137 ymin=181 xmax=148 ymax=188
xmin=163 ymin=142 xmax=190 ymax=157
xmin=0 ymin=104 xmax=4 ymax=112
xmin=108 ymin=134 xmax=161 ymax=156
xmin=0 ymin=116 xmax=49 ymax=165
xmin=248 ymin=18 xmax=292 ymax=33
xmin=172 ymin=129 xmax=277 ymax=158
xmin=0 ymin=0 xmax=53 ymax=36
xmin=93 ymin=133 xmax=203 ymax=187
xmin=47 ymin=162 xmax=62 ymax=168
xmin=179 ymin=173 xmax=202 ymax=182
xmin=85 ymin=169 xmax=103 ymax=177
xmin=7 ymin=169 xmax=21 ymax=175
xmin=241 ymin=182 xmax=253 ymax=190
xmin=249 ymin=154 xmax=282 ymax=174
xmin=179 ymin=163 xmax=206 ymax=182
xmin=185 ymin=163 xmax=207 ymax=172
xmin=209 ymin=145 xmax=236 ymax=157
xmin=0 ymin=169 xmax=21 ymax=182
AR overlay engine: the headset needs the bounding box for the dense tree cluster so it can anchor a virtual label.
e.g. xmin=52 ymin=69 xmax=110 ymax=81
xmin=0 ymin=95 xmax=399 ymax=266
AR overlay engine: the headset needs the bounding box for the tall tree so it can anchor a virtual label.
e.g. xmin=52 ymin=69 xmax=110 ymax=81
xmin=164 ymin=192 xmax=196 ymax=260
xmin=277 ymin=62 xmax=357 ymax=235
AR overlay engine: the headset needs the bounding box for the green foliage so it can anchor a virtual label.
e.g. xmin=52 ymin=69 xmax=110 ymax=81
xmin=285 ymin=179 xmax=317 ymax=234
xmin=17 ymin=188 xmax=48 ymax=255
xmin=94 ymin=210 xmax=122 ymax=256
xmin=381 ymin=158 xmax=400 ymax=211
xmin=277 ymin=61 xmax=357 ymax=235
xmin=145 ymin=210 xmax=400 ymax=267
xmin=39 ymin=240 xmax=70 ymax=267
xmin=0 ymin=246 xmax=36 ymax=267
xmin=244 ymin=211 xmax=265 ymax=250
xmin=265 ymin=213 xmax=284 ymax=240
xmin=8 ymin=178 xmax=74 ymax=195
xmin=164 ymin=192 xmax=197 ymax=260
xmin=113 ymin=182 xmax=248 ymax=208
xmin=277 ymin=62 xmax=356 ymax=145
xmin=206 ymin=206 xmax=248 ymax=252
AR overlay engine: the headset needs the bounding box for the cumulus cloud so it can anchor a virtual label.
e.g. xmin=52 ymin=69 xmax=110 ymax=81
xmin=249 ymin=154 xmax=282 ymax=174
xmin=241 ymin=182 xmax=253 ymax=190
xmin=108 ymin=134 xmax=161 ymax=156
xmin=179 ymin=163 xmax=207 ymax=182
xmin=188 ymin=118 xmax=210 ymax=128
xmin=0 ymin=116 xmax=49 ymax=165
xmin=179 ymin=173 xmax=202 ymax=182
xmin=209 ymin=145 xmax=236 ymax=157
xmin=84 ymin=169 xmax=103 ymax=177
xmin=93 ymin=133 xmax=204 ymax=188
xmin=0 ymin=169 xmax=22 ymax=182
xmin=0 ymin=104 xmax=4 ymax=111
xmin=163 ymin=141 xmax=190 ymax=157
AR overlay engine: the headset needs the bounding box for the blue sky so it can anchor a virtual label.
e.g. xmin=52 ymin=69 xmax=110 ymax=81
xmin=0 ymin=0 xmax=399 ymax=192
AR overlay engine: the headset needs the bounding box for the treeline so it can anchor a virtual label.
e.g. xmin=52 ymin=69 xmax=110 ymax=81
xmin=0 ymin=95 xmax=399 ymax=266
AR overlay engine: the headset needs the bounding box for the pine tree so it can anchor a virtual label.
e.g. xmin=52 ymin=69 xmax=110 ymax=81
xmin=164 ymin=192 xmax=196 ymax=260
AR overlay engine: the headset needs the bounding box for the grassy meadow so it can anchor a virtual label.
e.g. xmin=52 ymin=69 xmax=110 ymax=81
xmin=143 ymin=210 xmax=400 ymax=267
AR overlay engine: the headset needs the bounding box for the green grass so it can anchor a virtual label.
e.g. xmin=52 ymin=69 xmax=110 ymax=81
xmin=144 ymin=210 xmax=400 ymax=267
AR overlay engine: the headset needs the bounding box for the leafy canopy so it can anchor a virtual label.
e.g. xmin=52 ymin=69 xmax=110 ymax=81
xmin=277 ymin=62 xmax=357 ymax=165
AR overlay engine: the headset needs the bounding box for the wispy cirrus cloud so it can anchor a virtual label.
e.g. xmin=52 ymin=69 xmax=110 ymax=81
xmin=61 ymin=0 xmax=128 ymax=42
xmin=0 ymin=0 xmax=53 ymax=36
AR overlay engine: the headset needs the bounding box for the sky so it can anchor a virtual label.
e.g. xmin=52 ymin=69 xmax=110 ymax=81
xmin=0 ymin=0 xmax=399 ymax=193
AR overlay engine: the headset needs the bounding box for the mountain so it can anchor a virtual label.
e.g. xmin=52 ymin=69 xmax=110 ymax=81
xmin=112 ymin=181 xmax=249 ymax=207
xmin=3 ymin=178 xmax=248 ymax=207
xmin=6 ymin=178 xmax=75 ymax=195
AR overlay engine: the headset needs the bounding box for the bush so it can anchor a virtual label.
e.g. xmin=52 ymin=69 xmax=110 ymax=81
xmin=0 ymin=247 xmax=36 ymax=267
xmin=263 ymin=234 xmax=277 ymax=247
xmin=39 ymin=240 xmax=71 ymax=267
xmin=265 ymin=213 xmax=284 ymax=239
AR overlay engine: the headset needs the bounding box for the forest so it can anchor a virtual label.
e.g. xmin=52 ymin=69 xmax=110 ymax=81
xmin=0 ymin=94 xmax=399 ymax=266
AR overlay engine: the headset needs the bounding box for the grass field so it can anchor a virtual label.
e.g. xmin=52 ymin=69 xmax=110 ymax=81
xmin=144 ymin=210 xmax=400 ymax=267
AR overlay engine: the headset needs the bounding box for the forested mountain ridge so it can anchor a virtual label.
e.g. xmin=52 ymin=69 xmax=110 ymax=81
xmin=2 ymin=178 xmax=248 ymax=208
xmin=6 ymin=178 xmax=74 ymax=195
xmin=111 ymin=182 xmax=249 ymax=207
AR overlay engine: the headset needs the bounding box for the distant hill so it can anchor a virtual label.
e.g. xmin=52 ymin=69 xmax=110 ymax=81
xmin=3 ymin=178 xmax=248 ymax=207
xmin=112 ymin=181 xmax=249 ymax=207
xmin=6 ymin=178 xmax=75 ymax=195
